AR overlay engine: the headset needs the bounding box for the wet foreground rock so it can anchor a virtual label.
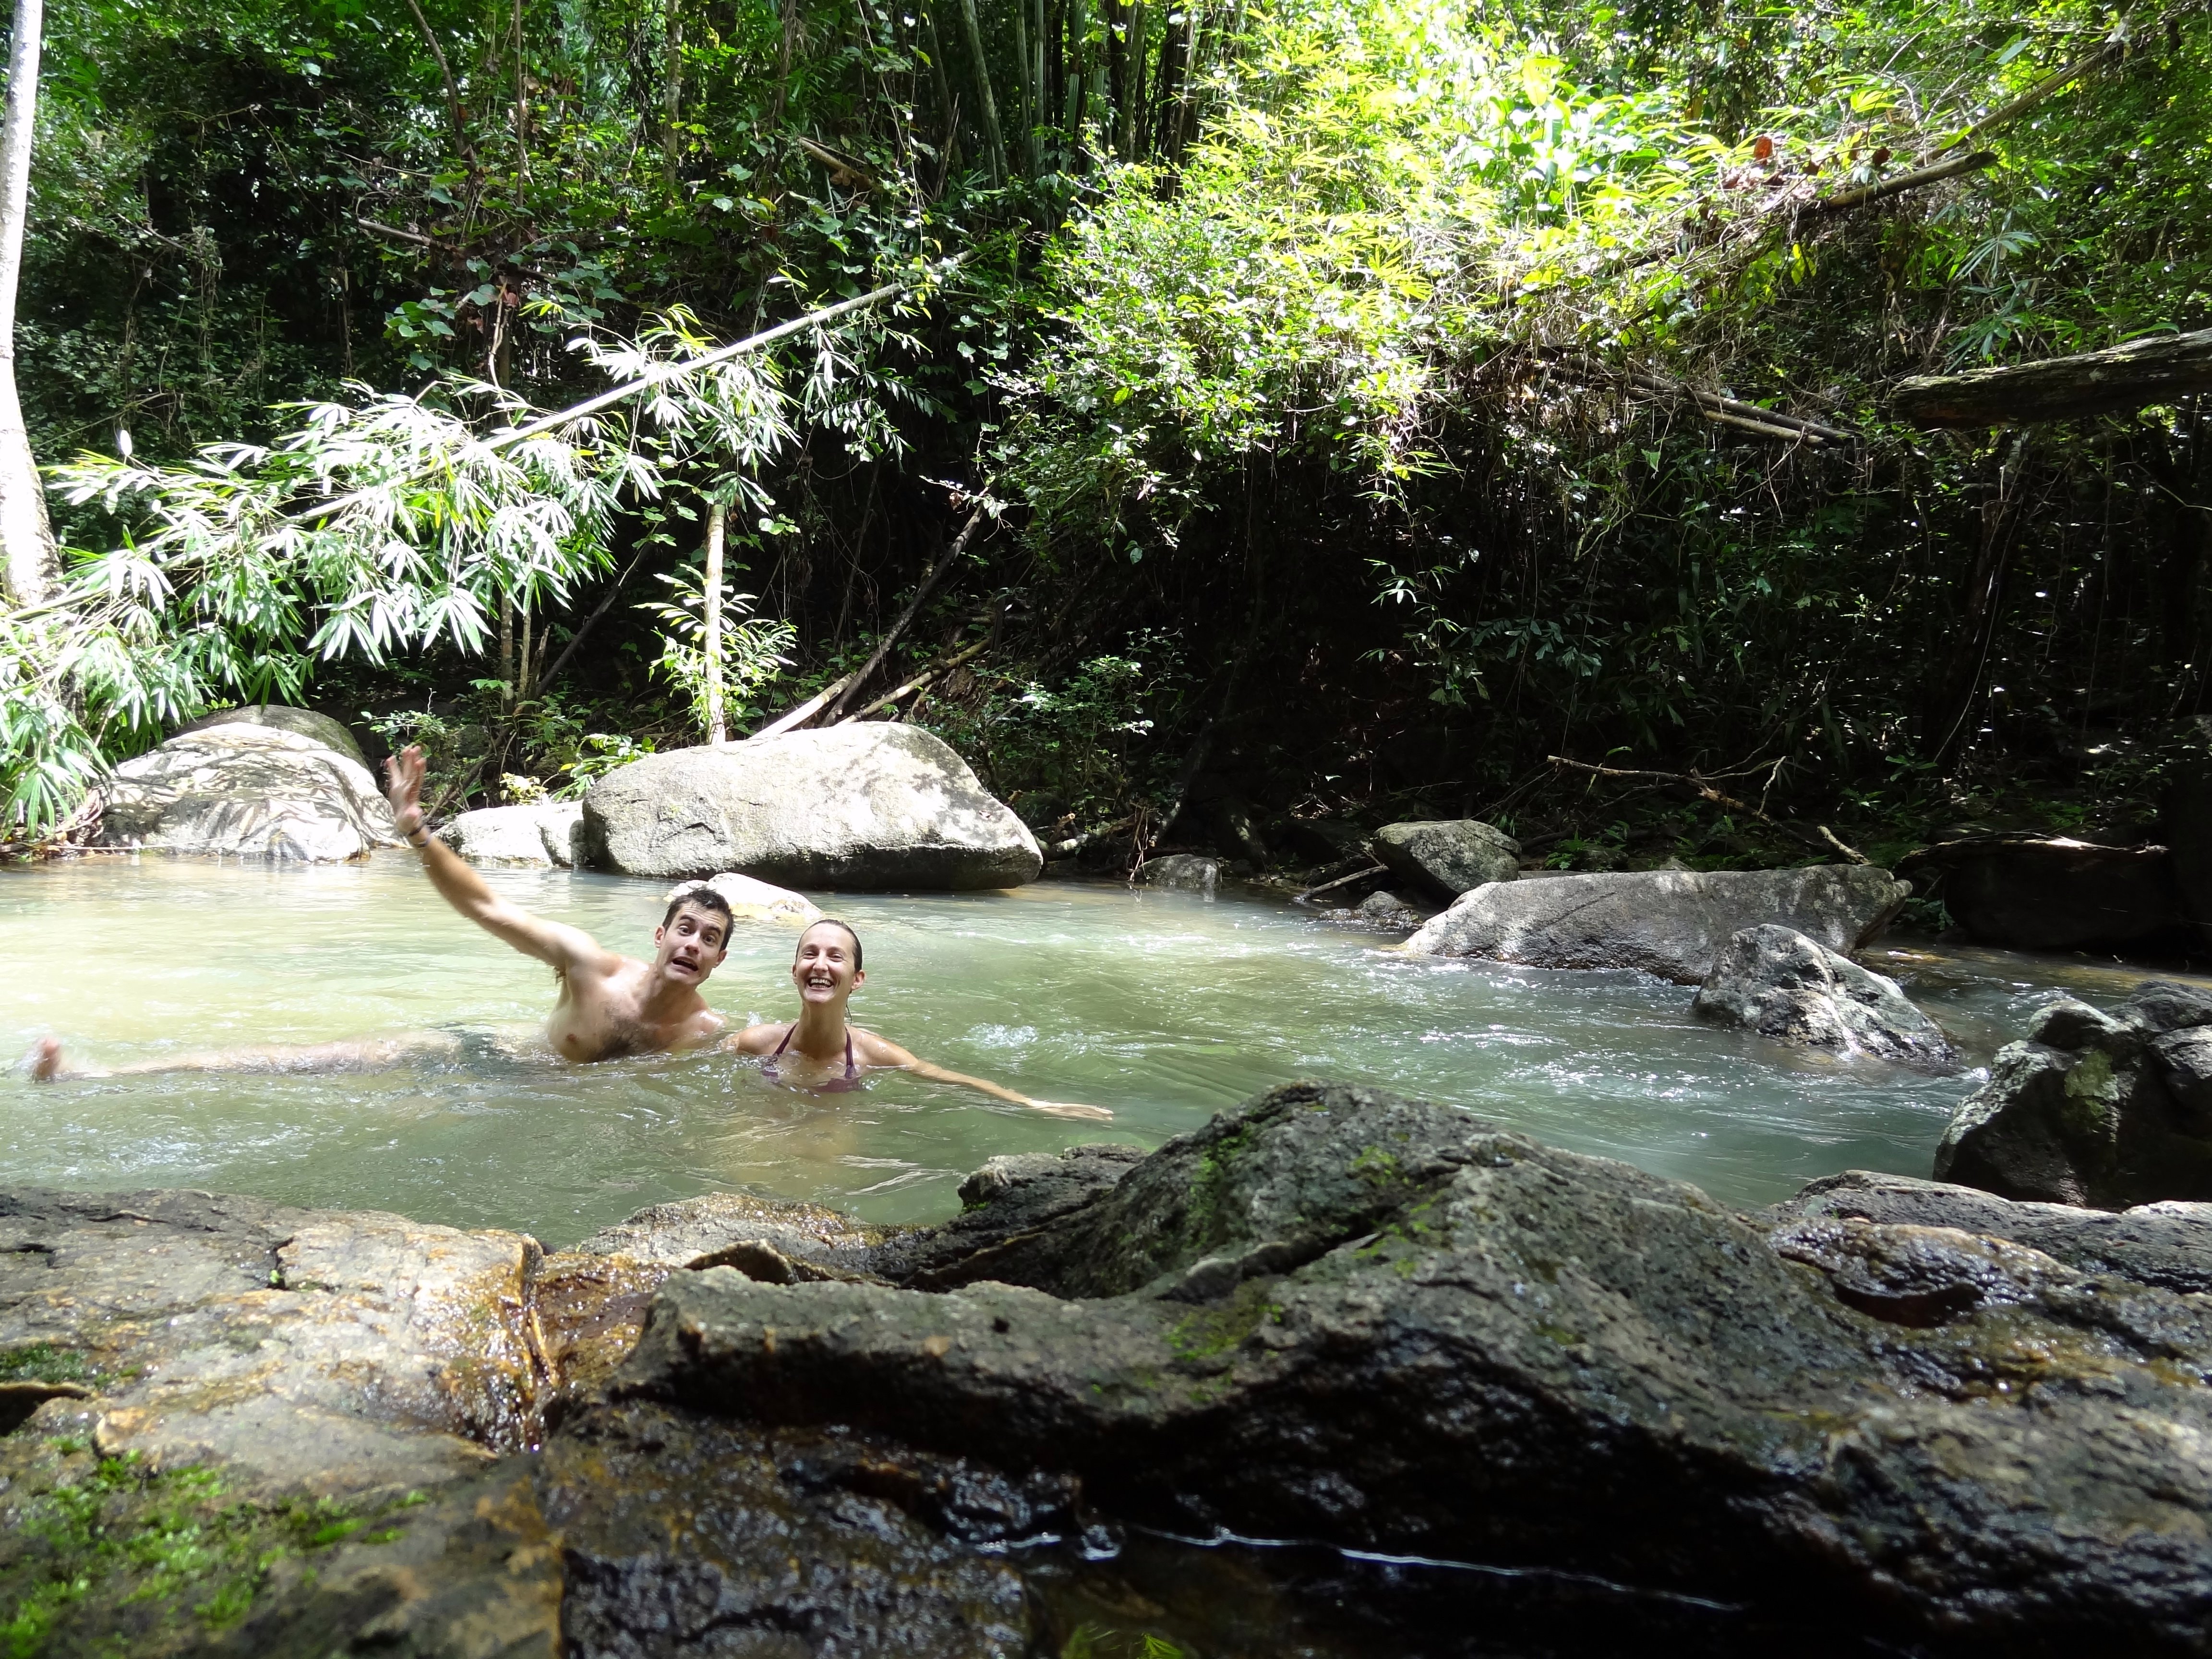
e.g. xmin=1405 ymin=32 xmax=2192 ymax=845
xmin=621 ymin=1082 xmax=2212 ymax=1651
xmin=1401 ymin=863 xmax=1910 ymax=983
xmin=16 ymin=1083 xmax=2212 ymax=1653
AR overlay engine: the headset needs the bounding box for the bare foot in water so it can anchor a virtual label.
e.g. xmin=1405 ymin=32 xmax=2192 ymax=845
xmin=27 ymin=1038 xmax=65 ymax=1082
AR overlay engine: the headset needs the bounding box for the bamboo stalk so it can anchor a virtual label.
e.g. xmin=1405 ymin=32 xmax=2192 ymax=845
xmin=750 ymin=671 xmax=857 ymax=739
xmin=702 ymin=499 xmax=727 ymax=744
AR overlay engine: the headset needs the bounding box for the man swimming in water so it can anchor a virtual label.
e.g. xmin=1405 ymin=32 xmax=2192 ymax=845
xmin=730 ymin=918 xmax=1113 ymax=1120
xmin=27 ymin=743 xmax=734 ymax=1078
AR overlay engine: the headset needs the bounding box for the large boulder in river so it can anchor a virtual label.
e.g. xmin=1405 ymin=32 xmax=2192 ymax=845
xmin=1898 ymin=833 xmax=2185 ymax=951
xmin=1371 ymin=818 xmax=1519 ymax=897
xmin=436 ymin=799 xmax=584 ymax=866
xmin=1400 ymin=862 xmax=1908 ymax=983
xmin=1693 ymin=923 xmax=1956 ymax=1066
xmin=616 ymin=1079 xmax=2212 ymax=1646
xmin=94 ymin=722 xmax=402 ymax=861
xmin=581 ymin=725 xmax=1041 ymax=890
xmin=1934 ymin=979 xmax=2212 ymax=1207
xmin=176 ymin=702 xmax=368 ymax=767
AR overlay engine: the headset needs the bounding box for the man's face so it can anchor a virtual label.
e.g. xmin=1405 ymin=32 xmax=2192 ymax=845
xmin=654 ymin=903 xmax=729 ymax=985
xmin=791 ymin=924 xmax=862 ymax=1006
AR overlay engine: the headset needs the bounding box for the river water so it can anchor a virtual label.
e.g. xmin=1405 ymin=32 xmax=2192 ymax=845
xmin=0 ymin=857 xmax=2185 ymax=1246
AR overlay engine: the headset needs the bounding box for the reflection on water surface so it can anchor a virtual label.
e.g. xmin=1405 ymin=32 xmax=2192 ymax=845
xmin=0 ymin=857 xmax=2191 ymax=1243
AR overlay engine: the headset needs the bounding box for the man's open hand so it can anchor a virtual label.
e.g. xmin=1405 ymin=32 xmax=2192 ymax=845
xmin=383 ymin=744 xmax=428 ymax=838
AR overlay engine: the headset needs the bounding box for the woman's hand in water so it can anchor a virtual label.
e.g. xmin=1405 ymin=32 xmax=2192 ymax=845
xmin=1025 ymin=1099 xmax=1114 ymax=1120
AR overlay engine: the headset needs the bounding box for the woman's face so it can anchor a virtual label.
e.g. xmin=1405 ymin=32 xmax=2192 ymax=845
xmin=791 ymin=924 xmax=863 ymax=1007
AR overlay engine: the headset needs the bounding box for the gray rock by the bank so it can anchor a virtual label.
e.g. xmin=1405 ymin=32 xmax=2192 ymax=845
xmin=1138 ymin=853 xmax=1219 ymax=892
xmin=1935 ymin=979 xmax=2212 ymax=1207
xmin=437 ymin=800 xmax=585 ymax=866
xmin=1693 ymin=923 xmax=1956 ymax=1065
xmin=582 ymin=725 xmax=1042 ymax=890
xmin=1900 ymin=834 xmax=2185 ymax=951
xmin=177 ymin=702 xmax=368 ymax=767
xmin=1371 ymin=819 xmax=1519 ymax=898
xmin=1401 ymin=863 xmax=1910 ymax=984
xmin=616 ymin=1079 xmax=2212 ymax=1646
xmin=1350 ymin=889 xmax=1426 ymax=927
xmin=1767 ymin=1168 xmax=2212 ymax=1294
xmin=95 ymin=723 xmax=402 ymax=862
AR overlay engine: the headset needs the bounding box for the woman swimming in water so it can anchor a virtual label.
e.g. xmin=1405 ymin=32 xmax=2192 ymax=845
xmin=728 ymin=918 xmax=1112 ymax=1120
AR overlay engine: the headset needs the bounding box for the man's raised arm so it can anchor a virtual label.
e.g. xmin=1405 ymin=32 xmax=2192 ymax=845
xmin=383 ymin=745 xmax=613 ymax=974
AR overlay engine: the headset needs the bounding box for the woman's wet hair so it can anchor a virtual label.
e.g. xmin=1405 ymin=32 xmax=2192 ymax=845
xmin=798 ymin=917 xmax=863 ymax=971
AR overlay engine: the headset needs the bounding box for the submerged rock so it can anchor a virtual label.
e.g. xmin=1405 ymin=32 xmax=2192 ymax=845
xmin=438 ymin=800 xmax=585 ymax=866
xmin=666 ymin=870 xmax=824 ymax=926
xmin=1899 ymin=834 xmax=2184 ymax=951
xmin=581 ymin=726 xmax=1042 ymax=890
xmin=1346 ymin=888 xmax=1427 ymax=928
xmin=1934 ymin=979 xmax=2212 ymax=1206
xmin=95 ymin=724 xmax=403 ymax=862
xmin=1371 ymin=818 xmax=1519 ymax=898
xmin=1137 ymin=853 xmax=1219 ymax=891
xmin=1401 ymin=863 xmax=1910 ymax=984
xmin=1693 ymin=923 xmax=1956 ymax=1065
xmin=176 ymin=702 xmax=369 ymax=767
xmin=614 ymin=1079 xmax=2212 ymax=1647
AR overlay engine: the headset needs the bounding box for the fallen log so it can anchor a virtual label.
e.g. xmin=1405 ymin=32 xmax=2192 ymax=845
xmin=1802 ymin=149 xmax=1996 ymax=216
xmin=1893 ymin=326 xmax=2212 ymax=426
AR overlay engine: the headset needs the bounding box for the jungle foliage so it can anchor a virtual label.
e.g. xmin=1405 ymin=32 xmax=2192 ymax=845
xmin=0 ymin=0 xmax=2206 ymax=866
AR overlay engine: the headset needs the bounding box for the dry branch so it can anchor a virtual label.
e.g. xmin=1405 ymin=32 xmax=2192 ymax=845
xmin=750 ymin=672 xmax=856 ymax=739
xmin=1547 ymin=756 xmax=1867 ymax=864
xmin=1893 ymin=326 xmax=2212 ymax=426
xmin=1803 ymin=150 xmax=1996 ymax=216
xmin=820 ymin=503 xmax=988 ymax=722
xmin=834 ymin=635 xmax=991 ymax=722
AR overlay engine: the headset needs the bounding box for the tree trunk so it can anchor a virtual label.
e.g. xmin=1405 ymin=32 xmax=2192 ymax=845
xmin=499 ymin=592 xmax=515 ymax=702
xmin=950 ymin=0 xmax=1008 ymax=185
xmin=662 ymin=0 xmax=683 ymax=172
xmin=703 ymin=498 xmax=727 ymax=744
xmin=1895 ymin=326 xmax=2212 ymax=427
xmin=0 ymin=0 xmax=57 ymax=607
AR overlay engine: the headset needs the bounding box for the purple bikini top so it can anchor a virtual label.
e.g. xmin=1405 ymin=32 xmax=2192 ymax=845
xmin=760 ymin=1022 xmax=862 ymax=1091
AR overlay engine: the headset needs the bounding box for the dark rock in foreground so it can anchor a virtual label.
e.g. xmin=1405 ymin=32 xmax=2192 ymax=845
xmin=1766 ymin=1168 xmax=2212 ymax=1293
xmin=22 ymin=1081 xmax=2212 ymax=1654
xmin=618 ymin=1081 xmax=2212 ymax=1650
xmin=1936 ymin=979 xmax=2212 ymax=1206
xmin=1693 ymin=923 xmax=1956 ymax=1065
xmin=1401 ymin=864 xmax=1910 ymax=983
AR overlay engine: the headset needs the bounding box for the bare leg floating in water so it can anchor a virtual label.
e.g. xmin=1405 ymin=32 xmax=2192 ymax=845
xmin=729 ymin=918 xmax=1113 ymax=1120
xmin=27 ymin=743 xmax=738 ymax=1081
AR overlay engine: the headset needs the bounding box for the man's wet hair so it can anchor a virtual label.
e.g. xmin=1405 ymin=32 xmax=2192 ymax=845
xmin=662 ymin=886 xmax=734 ymax=946
xmin=798 ymin=916 xmax=862 ymax=971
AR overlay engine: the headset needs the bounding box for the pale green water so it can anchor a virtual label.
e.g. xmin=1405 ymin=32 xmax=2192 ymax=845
xmin=0 ymin=858 xmax=2177 ymax=1245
